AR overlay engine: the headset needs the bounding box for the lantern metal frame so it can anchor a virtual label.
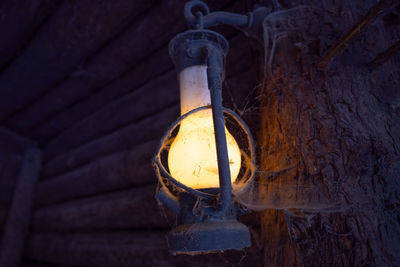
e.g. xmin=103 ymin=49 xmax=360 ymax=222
xmin=152 ymin=0 xmax=266 ymax=255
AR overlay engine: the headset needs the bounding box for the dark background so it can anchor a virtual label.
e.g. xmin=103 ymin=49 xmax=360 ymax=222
xmin=0 ymin=0 xmax=399 ymax=266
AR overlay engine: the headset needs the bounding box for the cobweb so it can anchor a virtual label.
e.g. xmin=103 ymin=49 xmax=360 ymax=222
xmin=225 ymin=6 xmax=346 ymax=212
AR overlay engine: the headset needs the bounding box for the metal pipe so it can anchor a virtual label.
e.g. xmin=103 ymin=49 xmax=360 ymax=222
xmin=205 ymin=45 xmax=232 ymax=214
xmin=202 ymin=11 xmax=250 ymax=28
xmin=184 ymin=1 xmax=251 ymax=29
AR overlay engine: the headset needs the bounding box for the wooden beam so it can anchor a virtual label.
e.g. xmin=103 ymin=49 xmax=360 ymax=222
xmin=36 ymin=140 xmax=158 ymax=206
xmin=33 ymin=184 xmax=261 ymax=232
xmin=0 ymin=0 xmax=58 ymax=69
xmin=23 ymin=231 xmax=260 ymax=266
xmin=0 ymin=211 xmax=5 ymax=230
xmin=0 ymin=148 xmax=42 ymax=267
xmin=0 ymin=152 xmax=21 ymax=218
xmin=39 ymin=34 xmax=252 ymax=161
xmin=0 ymin=127 xmax=35 ymax=227
xmin=8 ymin=0 xmax=234 ymax=137
xmin=31 ymin=47 xmax=173 ymax=142
xmin=25 ymin=1 xmax=242 ymax=142
xmin=0 ymin=0 xmax=157 ymax=122
xmin=42 ymin=70 xmax=178 ymax=160
xmin=32 ymin=185 xmax=175 ymax=231
xmin=0 ymin=127 xmax=36 ymax=155
xmin=41 ymin=105 xmax=178 ymax=178
xmin=21 ymin=264 xmax=69 ymax=267
xmin=0 ymin=157 xmax=20 ymax=229
xmin=6 ymin=0 xmax=187 ymax=133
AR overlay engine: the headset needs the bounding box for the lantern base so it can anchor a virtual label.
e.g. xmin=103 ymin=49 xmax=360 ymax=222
xmin=167 ymin=220 xmax=251 ymax=255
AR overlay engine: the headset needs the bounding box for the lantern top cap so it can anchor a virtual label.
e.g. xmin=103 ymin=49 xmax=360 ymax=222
xmin=168 ymin=29 xmax=229 ymax=72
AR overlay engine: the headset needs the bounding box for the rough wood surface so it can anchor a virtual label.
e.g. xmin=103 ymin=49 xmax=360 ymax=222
xmin=0 ymin=152 xmax=21 ymax=222
xmin=42 ymin=70 xmax=178 ymax=160
xmin=0 ymin=0 xmax=58 ymax=69
xmin=0 ymin=127 xmax=36 ymax=155
xmin=32 ymin=185 xmax=175 ymax=231
xmin=22 ymin=2 xmax=246 ymax=143
xmin=36 ymin=140 xmax=158 ymax=206
xmin=23 ymin=231 xmax=263 ymax=267
xmin=258 ymin=0 xmax=400 ymax=266
xmin=0 ymin=0 xmax=155 ymax=122
xmin=40 ymin=33 xmax=255 ymax=161
xmin=0 ymin=128 xmax=34 ymax=227
xmin=21 ymin=264 xmax=71 ymax=267
xmin=30 ymin=46 xmax=174 ymax=143
xmin=0 ymin=148 xmax=42 ymax=267
xmin=29 ymin=33 xmax=242 ymax=142
xmin=6 ymin=0 xmax=189 ymax=133
xmin=8 ymin=0 xmax=234 ymax=140
xmin=41 ymin=105 xmax=178 ymax=178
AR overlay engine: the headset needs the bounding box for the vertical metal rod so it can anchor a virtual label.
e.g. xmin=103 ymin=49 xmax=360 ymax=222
xmin=205 ymin=46 xmax=232 ymax=214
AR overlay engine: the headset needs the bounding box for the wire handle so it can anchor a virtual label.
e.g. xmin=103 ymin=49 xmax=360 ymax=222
xmin=153 ymin=106 xmax=256 ymax=203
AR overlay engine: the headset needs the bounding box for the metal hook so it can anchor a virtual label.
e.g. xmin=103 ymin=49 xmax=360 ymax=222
xmin=184 ymin=0 xmax=210 ymax=28
xmin=195 ymin=11 xmax=204 ymax=29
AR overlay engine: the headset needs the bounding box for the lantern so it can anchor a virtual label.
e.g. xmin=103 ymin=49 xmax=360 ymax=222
xmin=153 ymin=0 xmax=267 ymax=255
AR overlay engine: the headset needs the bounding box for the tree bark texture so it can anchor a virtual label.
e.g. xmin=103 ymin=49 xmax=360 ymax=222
xmin=258 ymin=0 xmax=400 ymax=266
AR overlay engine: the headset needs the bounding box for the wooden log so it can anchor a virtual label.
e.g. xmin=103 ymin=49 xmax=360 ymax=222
xmin=42 ymin=70 xmax=178 ymax=161
xmin=38 ymin=35 xmax=255 ymax=177
xmin=0 ymin=0 xmax=156 ymax=122
xmin=0 ymin=127 xmax=36 ymax=155
xmin=0 ymin=148 xmax=42 ymax=267
xmin=30 ymin=47 xmax=174 ymax=143
xmin=33 ymin=184 xmax=260 ymax=232
xmin=0 ymin=156 xmax=18 ymax=230
xmin=32 ymin=185 xmax=175 ymax=231
xmin=0 ymin=0 xmax=58 ymax=69
xmin=0 ymin=152 xmax=21 ymax=212
xmin=0 ymin=129 xmax=33 ymax=226
xmin=224 ymin=33 xmax=256 ymax=78
xmin=6 ymin=0 xmax=191 ymax=132
xmin=23 ymin=231 xmax=261 ymax=267
xmin=36 ymin=140 xmax=159 ymax=206
xmin=41 ymin=105 xmax=178 ymax=178
xmin=21 ymin=264 xmax=71 ymax=267
xmin=40 ymin=35 xmax=253 ymax=162
xmin=0 ymin=211 xmax=5 ymax=229
xmin=27 ymin=0 xmax=242 ymax=142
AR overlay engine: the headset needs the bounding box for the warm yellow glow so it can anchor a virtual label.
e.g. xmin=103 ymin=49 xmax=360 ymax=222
xmin=168 ymin=109 xmax=241 ymax=189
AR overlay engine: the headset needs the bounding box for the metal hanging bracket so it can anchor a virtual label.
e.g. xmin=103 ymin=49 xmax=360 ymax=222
xmin=184 ymin=0 xmax=269 ymax=42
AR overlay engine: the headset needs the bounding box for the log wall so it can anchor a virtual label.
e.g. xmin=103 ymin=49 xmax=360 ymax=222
xmin=0 ymin=128 xmax=38 ymax=267
xmin=0 ymin=1 xmax=265 ymax=266
xmin=0 ymin=128 xmax=36 ymax=229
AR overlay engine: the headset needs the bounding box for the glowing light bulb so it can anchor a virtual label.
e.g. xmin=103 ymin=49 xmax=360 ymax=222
xmin=168 ymin=65 xmax=241 ymax=189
